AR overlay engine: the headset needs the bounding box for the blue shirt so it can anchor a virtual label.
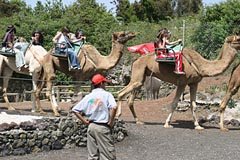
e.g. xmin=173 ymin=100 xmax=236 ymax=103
xmin=72 ymin=88 xmax=117 ymax=123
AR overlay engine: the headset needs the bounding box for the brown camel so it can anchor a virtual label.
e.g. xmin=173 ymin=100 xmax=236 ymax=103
xmin=35 ymin=31 xmax=136 ymax=116
xmin=219 ymin=63 xmax=240 ymax=131
xmin=116 ymin=35 xmax=240 ymax=130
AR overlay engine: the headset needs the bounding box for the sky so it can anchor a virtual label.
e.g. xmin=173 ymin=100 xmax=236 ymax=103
xmin=25 ymin=0 xmax=226 ymax=10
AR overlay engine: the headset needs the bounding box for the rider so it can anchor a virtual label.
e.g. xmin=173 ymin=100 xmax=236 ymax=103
xmin=2 ymin=24 xmax=26 ymax=71
xmin=154 ymin=28 xmax=185 ymax=75
xmin=52 ymin=26 xmax=81 ymax=70
xmin=31 ymin=30 xmax=44 ymax=46
xmin=71 ymin=29 xmax=86 ymax=51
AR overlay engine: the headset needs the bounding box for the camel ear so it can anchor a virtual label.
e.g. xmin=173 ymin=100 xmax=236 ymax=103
xmin=225 ymin=36 xmax=235 ymax=43
xmin=112 ymin=33 xmax=118 ymax=41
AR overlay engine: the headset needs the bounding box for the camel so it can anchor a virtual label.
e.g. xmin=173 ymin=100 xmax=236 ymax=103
xmin=0 ymin=43 xmax=47 ymax=111
xmin=35 ymin=31 xmax=136 ymax=116
xmin=116 ymin=35 xmax=240 ymax=130
xmin=144 ymin=76 xmax=162 ymax=100
xmin=219 ymin=63 xmax=240 ymax=131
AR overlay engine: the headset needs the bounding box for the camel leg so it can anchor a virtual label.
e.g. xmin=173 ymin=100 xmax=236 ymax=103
xmin=35 ymin=83 xmax=46 ymax=114
xmin=116 ymin=100 xmax=122 ymax=118
xmin=2 ymin=69 xmax=15 ymax=110
xmin=31 ymin=72 xmax=38 ymax=112
xmin=219 ymin=73 xmax=240 ymax=131
xmin=164 ymin=85 xmax=186 ymax=128
xmin=189 ymin=84 xmax=204 ymax=130
xmin=117 ymin=81 xmax=144 ymax=123
xmin=48 ymin=85 xmax=60 ymax=117
xmin=44 ymin=82 xmax=60 ymax=117
xmin=43 ymin=62 xmax=60 ymax=116
xmin=128 ymin=90 xmax=144 ymax=124
xmin=219 ymin=92 xmax=232 ymax=131
xmin=34 ymin=72 xmax=47 ymax=114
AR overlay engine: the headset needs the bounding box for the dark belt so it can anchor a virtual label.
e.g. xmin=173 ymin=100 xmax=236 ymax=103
xmin=90 ymin=121 xmax=110 ymax=128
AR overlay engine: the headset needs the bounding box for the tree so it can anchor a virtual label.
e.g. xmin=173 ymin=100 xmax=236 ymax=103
xmin=191 ymin=0 xmax=240 ymax=59
xmin=114 ymin=0 xmax=137 ymax=23
xmin=174 ymin=0 xmax=202 ymax=17
xmin=0 ymin=0 xmax=27 ymax=17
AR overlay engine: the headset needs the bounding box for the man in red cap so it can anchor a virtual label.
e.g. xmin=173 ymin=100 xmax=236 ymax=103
xmin=72 ymin=74 xmax=117 ymax=160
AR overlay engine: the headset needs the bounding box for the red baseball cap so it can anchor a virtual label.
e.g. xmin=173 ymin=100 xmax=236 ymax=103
xmin=92 ymin=74 xmax=110 ymax=85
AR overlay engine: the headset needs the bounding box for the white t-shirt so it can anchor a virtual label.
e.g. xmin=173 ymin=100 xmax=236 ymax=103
xmin=72 ymin=88 xmax=117 ymax=123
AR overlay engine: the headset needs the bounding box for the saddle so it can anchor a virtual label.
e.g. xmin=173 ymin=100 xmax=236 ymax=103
xmin=155 ymin=44 xmax=182 ymax=63
xmin=0 ymin=42 xmax=30 ymax=56
xmin=52 ymin=41 xmax=85 ymax=58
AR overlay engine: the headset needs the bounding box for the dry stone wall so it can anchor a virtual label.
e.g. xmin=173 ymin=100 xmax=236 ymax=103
xmin=0 ymin=117 xmax=127 ymax=157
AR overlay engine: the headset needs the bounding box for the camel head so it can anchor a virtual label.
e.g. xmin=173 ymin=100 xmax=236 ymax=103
xmin=225 ymin=35 xmax=240 ymax=50
xmin=112 ymin=31 xmax=136 ymax=44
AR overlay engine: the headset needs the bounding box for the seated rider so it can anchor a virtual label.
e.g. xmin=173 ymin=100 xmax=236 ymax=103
xmin=71 ymin=29 xmax=86 ymax=51
xmin=2 ymin=25 xmax=26 ymax=71
xmin=31 ymin=30 xmax=44 ymax=46
xmin=52 ymin=26 xmax=81 ymax=70
xmin=154 ymin=28 xmax=185 ymax=75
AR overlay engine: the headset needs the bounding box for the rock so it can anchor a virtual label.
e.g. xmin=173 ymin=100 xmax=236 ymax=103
xmin=117 ymin=132 xmax=125 ymax=142
xmin=36 ymin=122 xmax=48 ymax=130
xmin=41 ymin=145 xmax=51 ymax=152
xmin=19 ymin=121 xmax=36 ymax=131
xmin=12 ymin=148 xmax=26 ymax=156
xmin=0 ymin=123 xmax=11 ymax=131
xmin=230 ymin=119 xmax=240 ymax=127
xmin=52 ymin=140 xmax=63 ymax=150
xmin=32 ymin=146 xmax=41 ymax=153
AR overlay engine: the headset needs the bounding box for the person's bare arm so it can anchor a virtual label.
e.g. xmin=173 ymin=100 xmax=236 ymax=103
xmin=7 ymin=42 xmax=13 ymax=48
xmin=166 ymin=39 xmax=182 ymax=46
xmin=108 ymin=107 xmax=117 ymax=127
xmin=71 ymin=36 xmax=86 ymax=43
xmin=52 ymin=32 xmax=61 ymax=43
xmin=74 ymin=112 xmax=90 ymax=125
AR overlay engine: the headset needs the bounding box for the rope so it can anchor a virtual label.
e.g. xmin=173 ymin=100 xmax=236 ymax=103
xmin=0 ymin=75 xmax=89 ymax=84
xmin=83 ymin=49 xmax=97 ymax=68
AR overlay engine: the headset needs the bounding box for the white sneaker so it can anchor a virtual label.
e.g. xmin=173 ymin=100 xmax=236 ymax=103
xmin=174 ymin=71 xmax=185 ymax=75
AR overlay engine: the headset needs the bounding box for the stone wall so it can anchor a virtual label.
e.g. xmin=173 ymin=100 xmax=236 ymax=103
xmin=0 ymin=117 xmax=127 ymax=157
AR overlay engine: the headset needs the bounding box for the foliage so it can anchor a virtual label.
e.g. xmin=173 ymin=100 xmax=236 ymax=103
xmin=191 ymin=0 xmax=240 ymax=58
xmin=113 ymin=0 xmax=202 ymax=23
xmin=174 ymin=0 xmax=203 ymax=17
xmin=228 ymin=99 xmax=237 ymax=109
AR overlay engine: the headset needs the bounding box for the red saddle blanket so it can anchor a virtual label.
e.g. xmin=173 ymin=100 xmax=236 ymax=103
xmin=127 ymin=42 xmax=155 ymax=55
xmin=128 ymin=42 xmax=182 ymax=59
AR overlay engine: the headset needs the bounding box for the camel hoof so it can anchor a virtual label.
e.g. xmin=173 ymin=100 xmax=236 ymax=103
xmin=8 ymin=106 xmax=16 ymax=110
xmin=39 ymin=111 xmax=47 ymax=115
xmin=195 ymin=126 xmax=204 ymax=130
xmin=164 ymin=124 xmax=173 ymax=128
xmin=220 ymin=127 xmax=229 ymax=132
xmin=136 ymin=121 xmax=145 ymax=125
xmin=54 ymin=112 xmax=60 ymax=117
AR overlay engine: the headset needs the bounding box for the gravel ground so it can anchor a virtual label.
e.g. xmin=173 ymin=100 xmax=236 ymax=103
xmin=4 ymin=122 xmax=240 ymax=160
